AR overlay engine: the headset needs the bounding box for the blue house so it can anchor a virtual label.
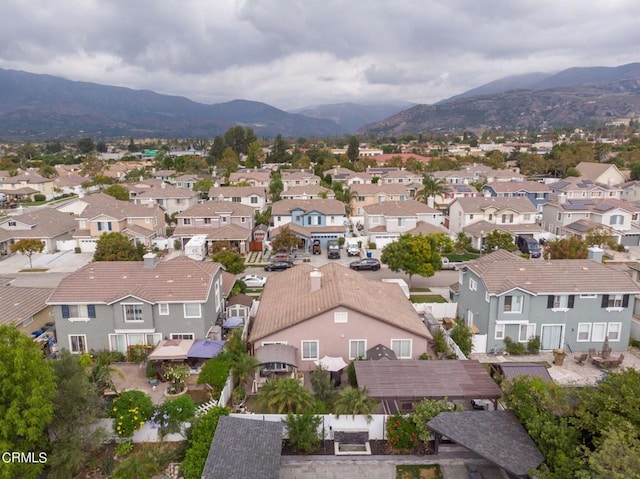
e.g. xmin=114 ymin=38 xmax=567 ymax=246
xmin=270 ymin=199 xmax=347 ymax=248
xmin=481 ymin=180 xmax=551 ymax=213
xmin=451 ymin=249 xmax=640 ymax=353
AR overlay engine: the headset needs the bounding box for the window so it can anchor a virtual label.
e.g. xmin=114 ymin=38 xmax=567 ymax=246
xmin=184 ymin=303 xmax=202 ymax=318
xmin=183 ymin=218 xmax=191 ymax=225
xmin=518 ymin=324 xmax=536 ymax=342
xmin=469 ymin=214 xmax=474 ymax=220
xmin=557 ymin=212 xmax=562 ymax=221
xmin=349 ymin=340 xmax=366 ymax=360
xmin=397 ymin=218 xmax=403 ymax=227
xmin=495 ymin=323 xmax=505 ymax=340
xmin=357 ymin=196 xmax=365 ymax=202
xmin=501 ymin=214 xmax=514 ymax=223
xmin=204 ymin=218 xmax=211 ymax=225
xmin=607 ymin=323 xmax=622 ymax=341
xmin=97 ymin=221 xmax=112 ymax=231
xmin=251 ymin=196 xmax=258 ymax=204
xmin=592 ymin=323 xmax=607 ymax=342
xmin=221 ymin=216 xmax=228 ymax=223
xmin=466 ymin=310 xmax=474 ymax=328
xmin=241 ymin=217 xmax=246 ymax=223
xmin=601 ymin=294 xmax=629 ymax=310
xmin=123 ymin=304 xmax=144 ymax=322
xmin=504 ymin=295 xmax=523 ymax=313
xmin=391 ymin=339 xmax=412 ymax=359
xmin=577 ymin=323 xmax=591 ymax=342
xmin=158 ymin=303 xmax=169 ymax=315
xmin=485 ymin=291 xmax=490 ymax=302
xmin=8 ymin=220 xmax=16 ymax=227
xmin=61 ymin=304 xmax=96 ymax=320
xmin=109 ymin=332 xmax=161 ymax=354
xmin=523 ymin=214 xmax=531 ymax=221
xmin=232 ymin=197 xmax=241 ymax=203
xmin=301 ymin=340 xmax=319 ymax=360
xmin=547 ymin=295 xmax=575 ymax=310
xmin=468 ymin=278 xmax=477 ymax=291
xmin=69 ymin=334 xmax=87 ymax=354
xmin=170 ymin=333 xmax=194 ymax=340
xmin=334 ymin=312 xmax=348 ymax=323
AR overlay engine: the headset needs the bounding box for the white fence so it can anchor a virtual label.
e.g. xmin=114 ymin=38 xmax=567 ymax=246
xmin=413 ymin=302 xmax=458 ymax=319
xmin=218 ymin=373 xmax=234 ymax=408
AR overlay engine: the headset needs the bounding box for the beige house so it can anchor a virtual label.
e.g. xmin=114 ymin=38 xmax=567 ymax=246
xmin=0 ymin=283 xmax=54 ymax=335
xmin=281 ymin=170 xmax=321 ymax=191
xmin=57 ymin=193 xmax=166 ymax=252
xmin=576 ymin=161 xmax=626 ymax=185
xmin=349 ymin=183 xmax=412 ymax=218
xmin=0 ymin=207 xmax=77 ymax=254
xmin=229 ymin=169 xmax=271 ymax=188
xmin=0 ymin=170 xmax=55 ymax=201
xmin=126 ymin=179 xmax=200 ymax=215
xmin=208 ymin=186 xmax=268 ymax=212
xmin=249 ymin=263 xmax=432 ymax=371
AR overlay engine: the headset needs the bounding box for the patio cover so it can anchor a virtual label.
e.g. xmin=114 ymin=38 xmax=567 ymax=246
xmin=254 ymin=344 xmax=298 ymax=368
xmin=354 ymin=360 xmax=502 ymax=401
xmin=314 ymin=355 xmax=348 ymax=372
xmin=427 ymin=411 xmax=544 ymax=478
xmin=223 ymin=317 xmax=244 ymax=329
xmin=495 ymin=363 xmax=553 ymax=383
xmin=187 ymin=339 xmax=226 ymax=359
xmin=147 ymin=339 xmax=194 ymax=361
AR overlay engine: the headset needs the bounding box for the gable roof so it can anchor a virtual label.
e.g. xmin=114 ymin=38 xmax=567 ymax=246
xmin=65 ymin=193 xmax=162 ymax=220
xmin=202 ymin=416 xmax=282 ymax=479
xmin=576 ymin=161 xmax=624 ymax=182
xmin=127 ymin=179 xmax=198 ymax=199
xmin=48 ymin=256 xmax=221 ymax=304
xmin=0 ymin=285 xmax=53 ymax=326
xmin=465 ymin=250 xmax=640 ymax=295
xmin=483 ymin=180 xmax=550 ymax=194
xmin=346 ymin=183 xmax=409 ymax=195
xmin=0 ymin=208 xmax=76 ymax=238
xmin=208 ymin=186 xmax=266 ymax=199
xmin=450 ymin=197 xmax=537 ymax=214
xmin=250 ymin=263 xmax=430 ymax=342
xmin=363 ymin=200 xmax=440 ymax=216
xmin=271 ymin=198 xmax=345 ymax=216
xmin=177 ymin=201 xmax=255 ymax=218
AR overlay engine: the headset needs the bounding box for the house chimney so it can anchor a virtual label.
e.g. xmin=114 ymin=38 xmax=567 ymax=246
xmin=310 ymin=269 xmax=322 ymax=293
xmin=143 ymin=252 xmax=159 ymax=269
xmin=427 ymin=196 xmax=435 ymax=209
xmin=587 ymin=246 xmax=604 ymax=263
xmin=161 ymin=181 xmax=166 ymax=189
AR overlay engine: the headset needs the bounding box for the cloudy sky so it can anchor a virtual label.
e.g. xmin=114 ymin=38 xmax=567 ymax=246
xmin=2 ymin=0 xmax=640 ymax=110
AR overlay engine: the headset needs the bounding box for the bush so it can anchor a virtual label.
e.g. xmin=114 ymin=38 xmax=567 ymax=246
xmin=126 ymin=344 xmax=152 ymax=362
xmin=283 ymin=412 xmax=322 ymax=453
xmin=527 ymin=336 xmax=541 ymax=354
xmin=152 ymin=395 xmax=196 ymax=437
xmin=367 ymin=242 xmax=377 ymax=250
xmin=338 ymin=236 xmax=345 ymax=246
xmin=110 ymin=390 xmax=154 ymax=438
xmin=347 ymin=361 xmax=358 ymax=388
xmin=114 ymin=440 xmax=134 ymax=457
xmin=418 ymin=353 xmax=433 ymax=360
xmin=386 ymin=414 xmax=419 ymax=452
xmin=181 ymin=407 xmax=229 ymax=479
xmin=198 ymin=357 xmax=231 ymax=394
xmin=432 ymin=328 xmax=449 ymax=355
xmin=34 ymin=194 xmax=46 ymax=202
xmin=74 ymin=246 xmax=81 ymax=254
xmin=411 ymin=398 xmax=462 ymax=443
xmin=504 ymin=337 xmax=527 ymax=355
xmin=449 ymin=321 xmax=473 ymax=357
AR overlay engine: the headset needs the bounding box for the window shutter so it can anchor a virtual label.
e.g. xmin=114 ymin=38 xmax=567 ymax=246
xmin=61 ymin=305 xmax=70 ymax=319
xmin=568 ymin=295 xmax=575 ymax=309
xmin=601 ymin=295 xmax=609 ymax=308
xmin=623 ymin=295 xmax=630 ymax=308
xmin=547 ymin=296 xmax=554 ymax=309
xmin=88 ymin=304 xmax=96 ymax=318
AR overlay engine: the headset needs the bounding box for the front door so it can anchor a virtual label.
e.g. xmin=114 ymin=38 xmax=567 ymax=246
xmin=541 ymin=325 xmax=564 ymax=351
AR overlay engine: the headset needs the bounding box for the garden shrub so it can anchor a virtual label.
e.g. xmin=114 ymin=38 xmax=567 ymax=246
xmin=386 ymin=414 xmax=419 ymax=452
xmin=283 ymin=412 xmax=322 ymax=453
xmin=181 ymin=407 xmax=229 ymax=479
xmin=504 ymin=337 xmax=527 ymax=355
xmin=110 ymin=390 xmax=154 ymax=438
xmin=411 ymin=398 xmax=461 ymax=443
xmin=197 ymin=356 xmax=231 ymax=394
xmin=527 ymin=336 xmax=541 ymax=354
xmin=432 ymin=328 xmax=449 ymax=355
xmin=347 ymin=361 xmax=358 ymax=388
xmin=34 ymin=194 xmax=46 ymax=202
xmin=152 ymin=395 xmax=196 ymax=437
xmin=449 ymin=321 xmax=472 ymax=356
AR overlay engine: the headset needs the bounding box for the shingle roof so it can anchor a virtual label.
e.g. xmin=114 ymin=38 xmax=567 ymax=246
xmin=250 ymin=263 xmax=431 ymax=342
xmin=0 ymin=208 xmax=77 ymax=238
xmin=427 ymin=411 xmax=544 ymax=478
xmin=127 ymin=179 xmax=198 ymax=199
xmin=347 ymin=183 xmax=410 ymax=195
xmin=0 ymin=285 xmax=53 ymax=326
xmin=177 ymin=201 xmax=255 ymax=217
xmin=271 ymin=198 xmax=346 ymax=215
xmin=466 ymin=250 xmax=640 ymax=294
xmin=48 ymin=256 xmax=221 ymax=304
xmin=407 ymin=221 xmax=448 ymax=235
xmin=281 ymin=185 xmax=335 ymax=197
xmin=172 ymin=223 xmax=251 ymax=240
xmin=202 ymin=416 xmax=282 ymax=479
xmin=483 ymin=180 xmax=550 ymax=193
xmin=363 ymin=200 xmax=440 ymax=216
xmin=451 ymin=197 xmax=537 ymax=214
xmin=576 ymin=161 xmax=622 ymax=181
xmin=208 ymin=186 xmax=267 ymax=199
xmin=71 ymin=193 xmax=162 ymax=220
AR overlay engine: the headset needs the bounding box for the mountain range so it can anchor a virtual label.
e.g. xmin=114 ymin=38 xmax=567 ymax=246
xmin=1 ymin=63 xmax=640 ymax=140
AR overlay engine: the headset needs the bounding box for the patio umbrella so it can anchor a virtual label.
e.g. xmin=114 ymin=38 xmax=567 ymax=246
xmin=187 ymin=339 xmax=226 ymax=359
xmin=147 ymin=339 xmax=194 ymax=361
xmin=314 ymin=355 xmax=348 ymax=372
xmin=223 ymin=317 xmax=244 ymax=329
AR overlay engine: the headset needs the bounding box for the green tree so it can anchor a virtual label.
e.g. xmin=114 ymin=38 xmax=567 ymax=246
xmin=270 ymin=225 xmax=300 ymax=252
xmin=333 ymin=387 xmax=377 ymax=421
xmin=416 ymin=177 xmax=446 ymax=203
xmin=544 ymin=237 xmax=588 ymax=259
xmin=585 ymin=227 xmax=616 ymax=249
xmin=449 ymin=320 xmax=473 ymax=357
xmin=10 ymin=238 xmax=45 ymax=269
xmin=427 ymin=232 xmax=454 ymax=254
xmin=411 ymin=398 xmax=461 ymax=443
xmin=47 ymin=351 xmax=103 ymax=479
xmin=180 ymin=407 xmax=229 ymax=479
xmin=93 ymin=232 xmax=145 ymax=261
xmin=77 ymin=137 xmax=95 ymax=154
xmin=483 ymin=230 xmax=517 ymax=253
xmin=269 ymin=171 xmax=284 ymax=201
xmin=380 ymin=233 xmax=441 ymax=287
xmin=283 ymin=413 xmax=322 ymax=453
xmin=454 ymin=232 xmax=473 ymax=252
xmin=630 ymin=162 xmax=640 ymax=181
xmin=103 ymin=184 xmax=130 ymax=201
xmin=208 ymin=136 xmax=225 ymax=161
xmin=310 ymin=365 xmax=336 ymax=405
xmin=245 ymin=141 xmax=263 ymax=168
xmin=255 ymin=377 xmax=316 ymax=414
xmin=0 ymin=325 xmax=56 ymax=479
xmin=212 ymin=250 xmax=245 ymax=274
xmin=193 ymin=178 xmax=214 ymax=198
xmin=80 ymin=152 xmax=103 ymax=177
xmin=346 ymin=136 xmax=360 ymax=163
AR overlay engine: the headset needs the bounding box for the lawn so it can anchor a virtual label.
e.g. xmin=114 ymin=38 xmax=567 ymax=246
xmin=444 ymin=252 xmax=480 ymax=261
xmin=410 ymin=287 xmax=431 ymax=293
xmin=19 ymin=268 xmax=48 ymax=272
xmin=410 ymin=294 xmax=447 ymax=303
xmin=396 ymin=464 xmax=443 ymax=479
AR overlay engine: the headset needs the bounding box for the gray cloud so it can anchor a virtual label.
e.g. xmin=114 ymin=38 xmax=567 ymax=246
xmin=1 ymin=0 xmax=639 ymax=110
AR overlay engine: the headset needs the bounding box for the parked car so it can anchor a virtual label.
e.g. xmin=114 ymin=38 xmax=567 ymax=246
xmin=264 ymin=261 xmax=294 ymax=271
xmin=349 ymin=258 xmax=381 ymax=271
xmin=441 ymin=257 xmax=463 ymax=270
xmin=516 ymin=235 xmax=541 ymax=258
xmin=237 ymin=274 xmax=267 ymax=288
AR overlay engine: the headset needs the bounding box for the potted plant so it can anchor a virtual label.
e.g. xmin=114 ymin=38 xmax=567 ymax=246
xmin=163 ymin=364 xmax=190 ymax=395
xmin=553 ymin=349 xmax=566 ymax=366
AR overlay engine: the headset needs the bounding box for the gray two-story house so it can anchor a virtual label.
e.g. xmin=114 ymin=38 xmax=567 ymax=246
xmin=47 ymin=254 xmax=224 ymax=354
xmin=452 ymin=249 xmax=640 ymax=353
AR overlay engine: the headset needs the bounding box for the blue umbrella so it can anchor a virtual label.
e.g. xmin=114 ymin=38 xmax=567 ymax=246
xmin=223 ymin=317 xmax=244 ymax=329
xmin=187 ymin=339 xmax=226 ymax=359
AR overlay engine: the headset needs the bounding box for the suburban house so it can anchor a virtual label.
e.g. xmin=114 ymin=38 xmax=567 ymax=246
xmin=47 ymin=254 xmax=225 ymax=354
xmin=546 ymin=177 xmax=623 ymax=200
xmin=151 ymin=169 xmax=177 ymax=182
xmin=53 ymin=165 xmax=93 ymax=196
xmin=451 ymin=249 xmax=640 ymax=353
xmin=249 ymin=263 xmax=432 ymax=371
xmin=431 ymin=165 xmax=524 ymax=185
xmin=377 ymin=169 xmax=423 ymax=185
xmin=620 ymin=180 xmax=640 ymax=202
xmin=173 ymin=202 xmax=255 ymax=253
xmin=208 ymin=186 xmax=268 ymax=212
xmin=481 ymin=180 xmax=551 ymax=213
xmin=280 ymin=185 xmax=335 ymax=200
xmin=432 ymin=183 xmax=478 ymax=210
xmin=0 ymin=207 xmax=77 ymax=255
xmin=0 ymin=170 xmax=56 ymax=201
xmin=57 ymin=193 xmax=166 ymax=253
xmin=363 ymin=200 xmax=445 ymax=250
xmin=448 ymin=197 xmax=540 ymax=248
xmin=0 ymin=281 xmax=54 ymax=334
xmin=327 ymin=167 xmax=373 ymax=186
xmin=174 ymin=173 xmax=206 ymax=190
xmin=270 ymin=198 xmax=347 ymax=248
xmin=228 ymin=169 xmax=270 ymax=188
xmin=348 ymin=183 xmax=411 ymax=218
xmin=126 ymin=179 xmax=200 ymax=215
xmin=541 ymin=197 xmax=640 ymax=246
xmin=575 ymin=161 xmax=627 ymax=185
xmin=281 ymin=170 xmax=321 ymax=190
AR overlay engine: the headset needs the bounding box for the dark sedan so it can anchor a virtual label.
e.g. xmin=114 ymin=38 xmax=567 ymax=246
xmin=349 ymin=258 xmax=381 ymax=271
xmin=264 ymin=261 xmax=294 ymax=271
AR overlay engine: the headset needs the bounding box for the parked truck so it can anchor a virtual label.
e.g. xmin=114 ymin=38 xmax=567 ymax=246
xmin=327 ymin=240 xmax=340 ymax=259
xmin=345 ymin=238 xmax=360 ymax=256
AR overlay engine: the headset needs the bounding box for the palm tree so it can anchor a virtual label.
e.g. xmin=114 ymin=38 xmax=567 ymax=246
xmin=255 ymin=377 xmax=316 ymax=414
xmin=333 ymin=386 xmax=377 ymax=422
xmin=230 ymin=353 xmax=260 ymax=389
xmin=416 ymin=176 xmax=446 ymax=203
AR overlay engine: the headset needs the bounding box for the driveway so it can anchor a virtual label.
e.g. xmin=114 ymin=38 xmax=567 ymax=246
xmin=0 ymin=250 xmax=92 ymax=274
